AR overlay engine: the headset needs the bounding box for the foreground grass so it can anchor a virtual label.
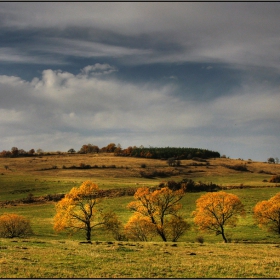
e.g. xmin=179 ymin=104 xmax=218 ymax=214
xmin=0 ymin=238 xmax=279 ymax=278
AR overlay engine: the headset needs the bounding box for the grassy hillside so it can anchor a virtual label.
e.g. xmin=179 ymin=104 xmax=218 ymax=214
xmin=1 ymin=154 xmax=279 ymax=199
xmin=0 ymin=153 xmax=280 ymax=277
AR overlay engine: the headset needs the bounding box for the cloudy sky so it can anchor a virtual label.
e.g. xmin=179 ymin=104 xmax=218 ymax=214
xmin=0 ymin=2 xmax=280 ymax=161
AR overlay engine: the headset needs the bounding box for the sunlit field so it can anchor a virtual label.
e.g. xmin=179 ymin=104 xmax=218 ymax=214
xmin=0 ymin=238 xmax=279 ymax=278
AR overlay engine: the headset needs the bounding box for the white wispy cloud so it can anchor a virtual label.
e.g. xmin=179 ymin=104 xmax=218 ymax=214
xmin=0 ymin=47 xmax=66 ymax=65
xmin=1 ymin=64 xmax=279 ymax=160
xmin=31 ymin=38 xmax=152 ymax=59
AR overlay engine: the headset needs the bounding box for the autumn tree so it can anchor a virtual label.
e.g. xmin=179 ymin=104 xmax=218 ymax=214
xmin=79 ymin=144 xmax=99 ymax=154
xmin=254 ymin=192 xmax=280 ymax=235
xmin=165 ymin=215 xmax=190 ymax=242
xmin=0 ymin=213 xmax=33 ymax=238
xmin=124 ymin=214 xmax=156 ymax=241
xmin=54 ymin=181 xmax=108 ymax=242
xmin=102 ymin=211 xmax=127 ymax=241
xmin=193 ymin=191 xmax=246 ymax=243
xmin=36 ymin=148 xmax=44 ymax=155
xmin=126 ymin=187 xmax=189 ymax=242
xmin=267 ymin=157 xmax=275 ymax=164
xmin=0 ymin=150 xmax=11 ymax=157
xmin=11 ymin=147 xmax=19 ymax=157
xmin=28 ymin=149 xmax=35 ymax=155
xmin=105 ymin=143 xmax=117 ymax=153
xmin=114 ymin=144 xmax=122 ymax=155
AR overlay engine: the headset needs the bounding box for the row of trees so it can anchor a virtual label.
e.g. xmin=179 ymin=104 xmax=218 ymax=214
xmin=1 ymin=182 xmax=279 ymax=241
xmin=2 ymin=144 xmax=278 ymax=163
xmin=267 ymin=157 xmax=279 ymax=164
xmin=118 ymin=146 xmax=220 ymax=159
xmin=0 ymin=147 xmax=37 ymax=158
xmin=77 ymin=144 xmax=221 ymax=160
xmin=78 ymin=143 xmax=120 ymax=154
xmin=52 ymin=181 xmax=280 ymax=243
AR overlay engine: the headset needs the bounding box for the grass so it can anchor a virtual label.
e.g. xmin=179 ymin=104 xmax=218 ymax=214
xmin=1 ymin=153 xmax=280 ymax=277
xmin=0 ymin=238 xmax=279 ymax=278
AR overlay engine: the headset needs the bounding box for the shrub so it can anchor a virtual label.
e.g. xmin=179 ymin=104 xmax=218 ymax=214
xmin=0 ymin=213 xmax=33 ymax=238
xmin=140 ymin=169 xmax=181 ymax=178
xmin=269 ymin=175 xmax=280 ymax=183
xmin=79 ymin=163 xmax=91 ymax=169
xmin=267 ymin=157 xmax=275 ymax=164
xmin=223 ymin=164 xmax=249 ymax=172
xmin=22 ymin=193 xmax=34 ymax=203
xmin=163 ymin=179 xmax=221 ymax=193
xmin=196 ymin=236 xmax=204 ymax=244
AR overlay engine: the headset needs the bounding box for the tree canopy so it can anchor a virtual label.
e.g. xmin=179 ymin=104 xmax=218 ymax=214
xmin=193 ymin=191 xmax=246 ymax=243
xmin=54 ymin=181 xmax=104 ymax=242
xmin=254 ymin=192 xmax=280 ymax=235
xmin=127 ymin=186 xmax=189 ymax=242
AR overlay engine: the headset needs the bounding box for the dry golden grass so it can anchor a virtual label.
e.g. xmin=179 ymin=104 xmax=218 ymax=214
xmin=1 ymin=153 xmax=279 ymax=202
xmin=1 ymin=153 xmax=279 ymax=181
xmin=0 ymin=238 xmax=279 ymax=278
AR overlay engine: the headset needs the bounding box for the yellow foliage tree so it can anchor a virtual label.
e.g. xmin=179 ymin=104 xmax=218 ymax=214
xmin=124 ymin=214 xmax=156 ymax=241
xmin=254 ymin=192 xmax=280 ymax=234
xmin=127 ymin=187 xmax=188 ymax=242
xmin=193 ymin=191 xmax=245 ymax=243
xmin=54 ymin=181 xmax=105 ymax=242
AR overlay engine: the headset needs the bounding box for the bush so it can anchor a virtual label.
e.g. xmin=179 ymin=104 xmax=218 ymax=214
xmin=0 ymin=213 xmax=33 ymax=238
xmin=196 ymin=236 xmax=204 ymax=244
xmin=269 ymin=175 xmax=280 ymax=183
xmin=223 ymin=164 xmax=249 ymax=172
xmin=140 ymin=169 xmax=179 ymax=178
xmin=79 ymin=163 xmax=91 ymax=169
xmin=22 ymin=193 xmax=34 ymax=203
xmin=163 ymin=179 xmax=221 ymax=193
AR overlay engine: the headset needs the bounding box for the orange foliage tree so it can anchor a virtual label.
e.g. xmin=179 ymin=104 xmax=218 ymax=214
xmin=126 ymin=187 xmax=189 ymax=242
xmin=254 ymin=192 xmax=280 ymax=234
xmin=0 ymin=213 xmax=33 ymax=238
xmin=193 ymin=191 xmax=246 ymax=243
xmin=54 ymin=181 xmax=108 ymax=242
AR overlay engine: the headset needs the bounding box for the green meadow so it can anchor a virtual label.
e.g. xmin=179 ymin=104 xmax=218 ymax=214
xmin=0 ymin=153 xmax=280 ymax=277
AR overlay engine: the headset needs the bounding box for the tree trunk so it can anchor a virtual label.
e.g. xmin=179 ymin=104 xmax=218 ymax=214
xmin=156 ymin=228 xmax=167 ymax=242
xmin=221 ymin=227 xmax=228 ymax=243
xmin=159 ymin=232 xmax=167 ymax=242
xmin=86 ymin=223 xmax=91 ymax=242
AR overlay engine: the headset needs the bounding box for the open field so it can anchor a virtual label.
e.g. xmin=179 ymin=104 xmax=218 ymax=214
xmin=1 ymin=153 xmax=280 ymax=277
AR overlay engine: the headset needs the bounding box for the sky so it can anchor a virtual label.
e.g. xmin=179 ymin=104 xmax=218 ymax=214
xmin=0 ymin=2 xmax=280 ymax=161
